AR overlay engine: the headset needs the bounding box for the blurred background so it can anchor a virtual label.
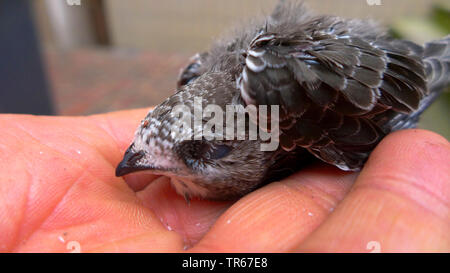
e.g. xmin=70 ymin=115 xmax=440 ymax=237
xmin=0 ymin=0 xmax=449 ymax=137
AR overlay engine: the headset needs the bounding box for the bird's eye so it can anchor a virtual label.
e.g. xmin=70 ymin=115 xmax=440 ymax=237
xmin=177 ymin=63 xmax=201 ymax=88
xmin=176 ymin=141 xmax=232 ymax=169
xmin=194 ymin=142 xmax=232 ymax=160
xmin=176 ymin=141 xmax=233 ymax=171
xmin=207 ymin=144 xmax=232 ymax=160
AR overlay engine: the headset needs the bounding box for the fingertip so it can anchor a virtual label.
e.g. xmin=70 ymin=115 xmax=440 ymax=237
xmin=296 ymin=130 xmax=449 ymax=252
xmin=372 ymin=129 xmax=448 ymax=160
xmin=191 ymin=165 xmax=357 ymax=252
xmin=375 ymin=129 xmax=448 ymax=160
xmin=362 ymin=129 xmax=449 ymax=206
xmin=90 ymin=108 xmax=153 ymax=152
xmin=95 ymin=107 xmax=152 ymax=121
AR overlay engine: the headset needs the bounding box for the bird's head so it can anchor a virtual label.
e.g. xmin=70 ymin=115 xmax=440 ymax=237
xmin=115 ymin=73 xmax=272 ymax=201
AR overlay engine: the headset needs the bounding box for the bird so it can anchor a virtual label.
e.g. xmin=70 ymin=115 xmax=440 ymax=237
xmin=115 ymin=1 xmax=450 ymax=201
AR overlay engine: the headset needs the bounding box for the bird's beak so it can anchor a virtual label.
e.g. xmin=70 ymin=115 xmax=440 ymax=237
xmin=115 ymin=147 xmax=148 ymax=177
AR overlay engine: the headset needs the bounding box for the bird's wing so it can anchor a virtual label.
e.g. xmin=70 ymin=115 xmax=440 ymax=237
xmin=238 ymin=32 xmax=427 ymax=170
xmin=177 ymin=52 xmax=209 ymax=89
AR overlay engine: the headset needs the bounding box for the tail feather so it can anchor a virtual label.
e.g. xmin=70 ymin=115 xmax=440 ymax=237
xmin=390 ymin=36 xmax=449 ymax=131
xmin=424 ymin=35 xmax=450 ymax=93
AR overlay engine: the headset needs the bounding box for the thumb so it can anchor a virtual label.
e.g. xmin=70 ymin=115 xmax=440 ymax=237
xmin=297 ymin=129 xmax=450 ymax=252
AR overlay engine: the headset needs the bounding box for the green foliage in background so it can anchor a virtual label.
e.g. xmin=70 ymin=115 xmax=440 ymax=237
xmin=431 ymin=5 xmax=450 ymax=33
xmin=391 ymin=5 xmax=450 ymax=139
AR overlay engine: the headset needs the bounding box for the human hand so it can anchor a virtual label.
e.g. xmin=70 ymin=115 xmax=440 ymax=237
xmin=0 ymin=109 xmax=448 ymax=252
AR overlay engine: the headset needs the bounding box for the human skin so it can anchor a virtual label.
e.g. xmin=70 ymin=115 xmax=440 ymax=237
xmin=0 ymin=108 xmax=448 ymax=252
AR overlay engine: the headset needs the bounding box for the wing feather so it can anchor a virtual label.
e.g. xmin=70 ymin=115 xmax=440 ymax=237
xmin=238 ymin=31 xmax=427 ymax=170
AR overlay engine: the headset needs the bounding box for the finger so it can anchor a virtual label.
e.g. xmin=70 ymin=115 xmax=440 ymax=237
xmin=93 ymin=109 xmax=235 ymax=248
xmin=90 ymin=108 xmax=156 ymax=191
xmin=136 ymin=176 xmax=233 ymax=249
xmin=190 ymin=165 xmax=357 ymax=252
xmin=297 ymin=129 xmax=450 ymax=252
xmin=0 ymin=113 xmax=183 ymax=252
xmin=90 ymin=108 xmax=151 ymax=152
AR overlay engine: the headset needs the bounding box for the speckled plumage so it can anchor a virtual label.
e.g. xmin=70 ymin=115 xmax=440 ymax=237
xmin=116 ymin=1 xmax=450 ymax=201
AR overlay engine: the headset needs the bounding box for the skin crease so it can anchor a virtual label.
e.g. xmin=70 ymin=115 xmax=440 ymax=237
xmin=0 ymin=108 xmax=448 ymax=252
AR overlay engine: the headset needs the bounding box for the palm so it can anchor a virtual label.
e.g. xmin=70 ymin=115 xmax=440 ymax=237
xmin=0 ymin=109 xmax=448 ymax=252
